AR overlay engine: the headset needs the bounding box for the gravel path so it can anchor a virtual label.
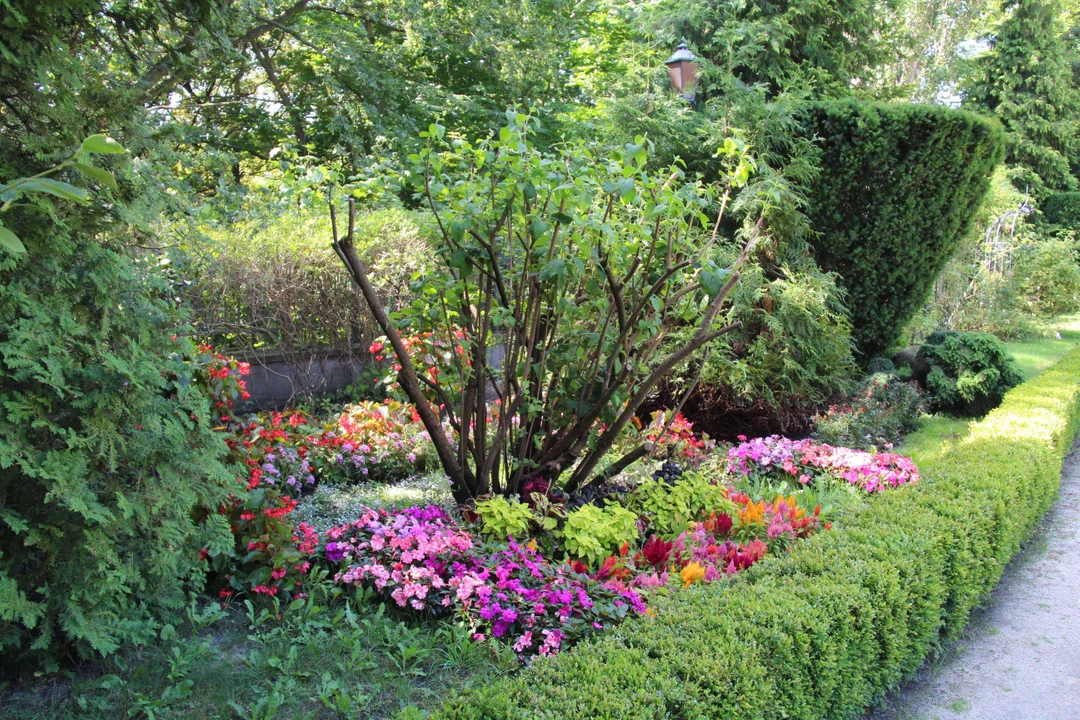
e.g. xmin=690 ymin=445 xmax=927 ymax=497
xmin=864 ymin=440 xmax=1080 ymax=720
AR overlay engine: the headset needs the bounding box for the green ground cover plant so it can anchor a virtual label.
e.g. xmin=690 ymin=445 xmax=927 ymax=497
xmin=429 ymin=347 xmax=1080 ymax=719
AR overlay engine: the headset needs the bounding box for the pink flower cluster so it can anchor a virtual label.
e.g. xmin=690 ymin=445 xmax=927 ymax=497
xmin=321 ymin=506 xmax=645 ymax=659
xmin=727 ymin=435 xmax=919 ymax=492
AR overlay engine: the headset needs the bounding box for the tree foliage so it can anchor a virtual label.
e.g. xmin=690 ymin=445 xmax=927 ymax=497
xmin=640 ymin=0 xmax=897 ymax=97
xmin=966 ymin=0 xmax=1080 ymax=194
xmin=333 ymin=116 xmax=759 ymax=501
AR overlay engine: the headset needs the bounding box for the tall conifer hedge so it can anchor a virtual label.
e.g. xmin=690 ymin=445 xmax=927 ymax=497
xmin=802 ymin=101 xmax=1005 ymax=357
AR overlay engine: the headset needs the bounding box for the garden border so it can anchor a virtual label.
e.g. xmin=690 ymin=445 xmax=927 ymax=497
xmin=433 ymin=347 xmax=1080 ymax=719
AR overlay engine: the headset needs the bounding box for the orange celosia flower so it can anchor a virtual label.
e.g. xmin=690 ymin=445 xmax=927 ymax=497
xmin=680 ymin=562 xmax=706 ymax=588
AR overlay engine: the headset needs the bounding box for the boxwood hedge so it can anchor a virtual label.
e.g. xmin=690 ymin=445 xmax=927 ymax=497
xmin=433 ymin=347 xmax=1080 ymax=719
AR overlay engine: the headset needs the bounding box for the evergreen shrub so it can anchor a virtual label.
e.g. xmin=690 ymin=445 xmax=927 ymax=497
xmin=432 ymin=347 xmax=1080 ymax=720
xmin=1042 ymin=192 xmax=1080 ymax=229
xmin=915 ymin=331 xmax=1024 ymax=417
xmin=802 ymin=101 xmax=1005 ymax=358
xmin=0 ymin=201 xmax=234 ymax=664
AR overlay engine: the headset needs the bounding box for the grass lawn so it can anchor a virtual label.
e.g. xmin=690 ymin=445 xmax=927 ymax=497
xmin=1003 ymin=314 xmax=1080 ymax=380
xmin=900 ymin=314 xmax=1080 ymax=464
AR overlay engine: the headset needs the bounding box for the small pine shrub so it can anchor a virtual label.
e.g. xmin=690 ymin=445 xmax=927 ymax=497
xmin=915 ymin=331 xmax=1024 ymax=417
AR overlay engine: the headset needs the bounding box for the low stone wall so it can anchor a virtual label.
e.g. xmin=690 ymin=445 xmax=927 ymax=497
xmin=234 ymin=350 xmax=369 ymax=412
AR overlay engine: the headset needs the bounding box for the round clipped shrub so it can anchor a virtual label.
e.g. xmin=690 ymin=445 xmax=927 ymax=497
xmin=865 ymin=356 xmax=896 ymax=375
xmin=914 ymin=331 xmax=1024 ymax=417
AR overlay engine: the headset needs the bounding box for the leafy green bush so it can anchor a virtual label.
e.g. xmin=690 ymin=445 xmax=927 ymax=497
xmin=653 ymin=260 xmax=857 ymax=441
xmin=915 ymin=331 xmax=1024 ymax=417
xmin=702 ymin=261 xmax=857 ymax=406
xmin=431 ymin=346 xmax=1080 ymax=720
xmin=0 ymin=210 xmax=234 ymax=662
xmin=813 ymin=373 xmax=925 ymax=449
xmin=1041 ymin=192 xmax=1080 ymax=229
xmin=474 ymin=496 xmax=540 ymax=540
xmin=627 ymin=474 xmax=733 ymax=537
xmin=802 ymin=101 xmax=1005 ymax=357
xmin=558 ymin=504 xmax=639 ymax=567
xmin=1010 ymin=236 xmax=1080 ymax=318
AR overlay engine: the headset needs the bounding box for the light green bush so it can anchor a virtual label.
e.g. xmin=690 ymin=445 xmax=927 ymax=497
xmin=433 ymin=347 xmax=1080 ymax=719
xmin=558 ymin=504 xmax=639 ymax=567
xmin=474 ymin=496 xmax=538 ymax=540
xmin=627 ymin=474 xmax=733 ymax=537
xmin=1010 ymin=236 xmax=1080 ymax=318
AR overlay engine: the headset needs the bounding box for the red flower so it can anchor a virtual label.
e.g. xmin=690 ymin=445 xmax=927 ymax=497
xmin=703 ymin=512 xmax=733 ymax=537
xmin=640 ymin=535 xmax=673 ymax=568
xmin=594 ymin=554 xmax=631 ymax=581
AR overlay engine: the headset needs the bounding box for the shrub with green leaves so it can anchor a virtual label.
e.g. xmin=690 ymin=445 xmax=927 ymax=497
xmin=474 ymin=496 xmax=541 ymax=540
xmin=558 ymin=504 xmax=639 ymax=568
xmin=627 ymin=474 xmax=733 ymax=537
xmin=0 ymin=208 xmax=234 ymax=662
xmin=813 ymin=373 xmax=925 ymax=450
xmin=802 ymin=101 xmax=1005 ymax=358
xmin=1009 ymin=236 xmax=1080 ymax=318
xmin=914 ymin=331 xmax=1024 ymax=417
xmin=1042 ymin=192 xmax=1080 ymax=230
xmin=431 ymin=339 xmax=1080 ymax=720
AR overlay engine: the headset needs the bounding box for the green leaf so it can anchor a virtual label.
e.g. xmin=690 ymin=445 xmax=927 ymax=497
xmin=449 ymin=219 xmax=466 ymax=243
xmin=701 ymin=268 xmax=732 ymax=298
xmin=0 ymin=224 xmax=26 ymax=254
xmin=17 ymin=178 xmax=89 ymax=203
xmin=538 ymin=258 xmax=567 ymax=282
xmin=529 ymin=219 xmax=551 ymax=238
xmin=448 ymin=249 xmax=471 ymax=272
xmin=70 ymin=163 xmax=117 ymax=190
xmin=80 ymin=134 xmax=126 ymax=155
xmin=616 ymin=177 xmax=636 ymax=201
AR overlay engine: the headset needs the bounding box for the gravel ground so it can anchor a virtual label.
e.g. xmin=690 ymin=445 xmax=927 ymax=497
xmin=864 ymin=440 xmax=1080 ymax=720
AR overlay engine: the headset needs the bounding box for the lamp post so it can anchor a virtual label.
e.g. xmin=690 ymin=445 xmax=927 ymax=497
xmin=664 ymin=38 xmax=698 ymax=103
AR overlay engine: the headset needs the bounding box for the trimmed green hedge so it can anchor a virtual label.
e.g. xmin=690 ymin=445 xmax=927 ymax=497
xmin=434 ymin=348 xmax=1080 ymax=719
xmin=803 ymin=101 xmax=1004 ymax=358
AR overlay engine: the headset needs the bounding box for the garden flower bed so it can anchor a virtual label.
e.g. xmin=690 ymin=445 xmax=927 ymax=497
xmin=205 ymin=358 xmax=925 ymax=663
xmin=428 ymin=347 xmax=1080 ymax=719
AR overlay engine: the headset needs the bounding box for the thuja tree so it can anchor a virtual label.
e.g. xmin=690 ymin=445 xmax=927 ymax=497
xmin=333 ymin=115 xmax=756 ymax=502
xmin=966 ymin=0 xmax=1080 ymax=194
xmin=0 ymin=3 xmax=234 ymax=662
